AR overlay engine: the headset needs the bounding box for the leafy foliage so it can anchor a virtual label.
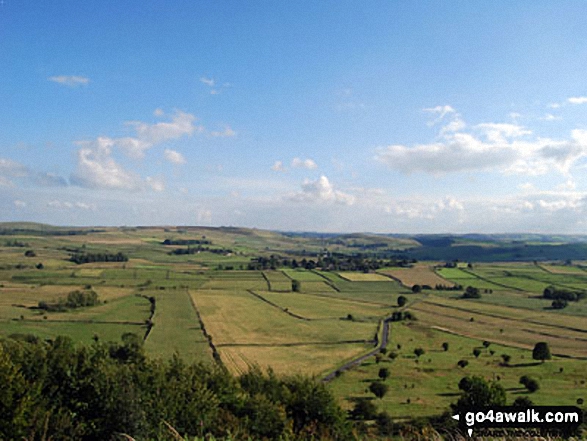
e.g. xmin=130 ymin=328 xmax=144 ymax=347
xmin=0 ymin=337 xmax=352 ymax=440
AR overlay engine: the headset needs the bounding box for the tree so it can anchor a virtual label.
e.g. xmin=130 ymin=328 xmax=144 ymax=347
xmin=397 ymin=295 xmax=407 ymax=307
xmin=369 ymin=381 xmax=389 ymax=399
xmin=378 ymin=367 xmax=390 ymax=381
xmin=442 ymin=342 xmax=449 ymax=352
xmin=350 ymin=398 xmax=377 ymax=420
xmin=411 ymin=285 xmax=422 ymax=293
xmin=462 ymin=286 xmax=481 ymax=299
xmin=532 ymin=342 xmax=551 ymax=362
xmin=520 ymin=375 xmax=540 ymax=393
xmin=501 ymin=354 xmax=511 ymax=365
xmin=473 ymin=348 xmax=482 ymax=358
xmin=414 ymin=348 xmax=425 ymax=358
xmin=452 ymin=376 xmax=506 ymax=412
xmin=552 ymin=299 xmax=568 ymax=309
xmin=291 ymin=279 xmax=301 ymax=292
xmin=457 ymin=359 xmax=469 ymax=368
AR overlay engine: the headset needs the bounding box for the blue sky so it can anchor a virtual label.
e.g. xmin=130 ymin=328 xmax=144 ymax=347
xmin=2 ymin=1 xmax=587 ymax=233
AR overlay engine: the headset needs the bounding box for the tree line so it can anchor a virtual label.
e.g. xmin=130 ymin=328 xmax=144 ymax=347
xmin=247 ymin=254 xmax=416 ymax=271
xmin=69 ymin=251 xmax=128 ymax=264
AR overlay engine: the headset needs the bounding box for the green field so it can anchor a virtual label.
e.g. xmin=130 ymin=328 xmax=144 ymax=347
xmin=1 ymin=225 xmax=586 ymax=430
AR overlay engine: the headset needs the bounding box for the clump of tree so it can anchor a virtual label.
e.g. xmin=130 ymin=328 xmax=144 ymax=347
xmin=551 ymin=298 xmax=568 ymax=309
xmin=0 ymin=336 xmax=352 ymax=440
xmin=543 ymin=285 xmax=585 ymax=302
xmin=292 ymin=279 xmax=301 ymax=292
xmin=169 ymin=246 xmax=231 ymax=256
xmin=69 ymin=251 xmax=128 ymax=264
xmin=397 ymin=295 xmax=407 ymax=307
xmin=519 ymin=375 xmax=540 ymax=393
xmin=369 ymin=381 xmax=389 ymax=399
xmin=532 ymin=342 xmax=551 ymax=362
xmin=435 ymin=284 xmax=463 ymax=291
xmin=462 ymin=286 xmax=481 ymax=299
xmin=452 ymin=376 xmax=506 ymax=412
xmin=390 ymin=311 xmax=416 ymax=322
xmin=38 ymin=289 xmax=100 ymax=312
xmin=162 ymin=238 xmax=211 ymax=246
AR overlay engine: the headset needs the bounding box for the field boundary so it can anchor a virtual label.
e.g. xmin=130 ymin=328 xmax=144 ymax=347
xmin=421 ymin=297 xmax=587 ymax=334
xmin=186 ymin=290 xmax=223 ymax=366
xmin=246 ymin=289 xmax=311 ymax=321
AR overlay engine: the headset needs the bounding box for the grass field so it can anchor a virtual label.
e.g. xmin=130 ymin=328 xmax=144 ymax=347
xmin=1 ymin=225 xmax=586 ymax=425
xmin=144 ymin=288 xmax=212 ymax=363
xmin=328 ymin=321 xmax=586 ymax=418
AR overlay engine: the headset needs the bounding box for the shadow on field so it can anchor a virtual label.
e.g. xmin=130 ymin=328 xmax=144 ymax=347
xmin=507 ymin=362 xmax=542 ymax=368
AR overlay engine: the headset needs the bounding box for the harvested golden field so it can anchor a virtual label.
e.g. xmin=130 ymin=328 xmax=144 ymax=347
xmin=191 ymin=289 xmax=378 ymax=346
xmin=378 ymin=263 xmax=455 ymax=288
xmin=409 ymin=300 xmax=587 ymax=358
xmin=218 ymin=342 xmax=372 ymax=376
xmin=337 ymin=272 xmax=391 ymax=282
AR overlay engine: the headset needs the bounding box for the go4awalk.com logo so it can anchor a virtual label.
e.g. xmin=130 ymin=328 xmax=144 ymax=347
xmin=452 ymin=406 xmax=583 ymax=437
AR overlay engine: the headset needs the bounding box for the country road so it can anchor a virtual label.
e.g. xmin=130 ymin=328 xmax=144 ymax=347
xmin=321 ymin=317 xmax=392 ymax=383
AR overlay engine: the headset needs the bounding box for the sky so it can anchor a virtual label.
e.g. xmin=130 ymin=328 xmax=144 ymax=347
xmin=1 ymin=1 xmax=587 ymax=233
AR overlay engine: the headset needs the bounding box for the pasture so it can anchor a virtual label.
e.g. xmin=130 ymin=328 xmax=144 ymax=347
xmin=0 ymin=225 xmax=586 ymax=427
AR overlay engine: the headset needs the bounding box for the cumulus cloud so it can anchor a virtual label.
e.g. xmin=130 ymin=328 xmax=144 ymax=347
xmin=13 ymin=200 xmax=26 ymax=208
xmin=48 ymin=75 xmax=90 ymax=87
xmin=71 ymin=141 xmax=143 ymax=190
xmin=568 ymin=96 xmax=587 ymax=105
xmin=271 ymin=161 xmax=285 ymax=172
xmin=375 ymin=108 xmax=587 ymax=176
xmin=164 ymin=149 xmax=186 ymax=165
xmin=127 ymin=110 xmax=199 ymax=146
xmin=289 ymin=175 xmax=355 ymax=205
xmin=291 ymin=157 xmax=318 ymax=169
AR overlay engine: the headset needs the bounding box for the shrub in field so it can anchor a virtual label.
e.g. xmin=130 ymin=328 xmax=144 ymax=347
xmin=532 ymin=342 xmax=551 ymax=362
xmin=369 ymin=381 xmax=389 ymax=399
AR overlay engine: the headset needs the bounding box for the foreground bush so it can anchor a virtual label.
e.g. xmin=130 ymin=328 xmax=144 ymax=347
xmin=0 ymin=335 xmax=351 ymax=440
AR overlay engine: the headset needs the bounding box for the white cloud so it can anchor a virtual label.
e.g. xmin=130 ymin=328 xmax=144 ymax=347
xmin=210 ymin=125 xmax=236 ymax=138
xmin=146 ymin=177 xmax=165 ymax=192
xmin=271 ymin=161 xmax=285 ymax=172
xmin=375 ymin=109 xmax=587 ymax=176
xmin=200 ymin=77 xmax=215 ymax=87
xmin=71 ymin=141 xmax=144 ymax=191
xmin=475 ymin=123 xmax=531 ymax=142
xmin=424 ymin=105 xmax=456 ymax=126
xmin=540 ymin=113 xmax=562 ymax=121
xmin=290 ymin=175 xmax=355 ymax=205
xmin=48 ymin=75 xmax=90 ymax=87
xmin=291 ymin=157 xmax=318 ymax=169
xmin=164 ymin=149 xmax=186 ymax=165
xmin=13 ymin=200 xmax=26 ymax=208
xmin=0 ymin=158 xmax=28 ymax=178
xmin=548 ymin=103 xmax=562 ymax=109
xmin=128 ymin=110 xmax=199 ymax=146
xmin=46 ymin=200 xmax=96 ymax=210
xmin=568 ymin=96 xmax=587 ymax=105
